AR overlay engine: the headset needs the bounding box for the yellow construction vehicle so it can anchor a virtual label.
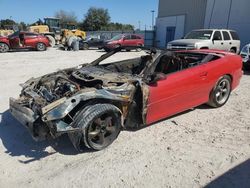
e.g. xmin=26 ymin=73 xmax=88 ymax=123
xmin=28 ymin=17 xmax=61 ymax=47
xmin=28 ymin=18 xmax=86 ymax=47
xmin=0 ymin=29 xmax=14 ymax=37
xmin=0 ymin=25 xmax=18 ymax=37
xmin=62 ymin=23 xmax=86 ymax=39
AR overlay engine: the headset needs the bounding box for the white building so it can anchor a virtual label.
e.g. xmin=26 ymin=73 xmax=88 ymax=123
xmin=156 ymin=0 xmax=250 ymax=48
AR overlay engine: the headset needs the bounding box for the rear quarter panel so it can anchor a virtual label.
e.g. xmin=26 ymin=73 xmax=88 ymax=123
xmin=204 ymin=53 xmax=242 ymax=95
xmin=0 ymin=37 xmax=10 ymax=46
xmin=38 ymin=36 xmax=50 ymax=47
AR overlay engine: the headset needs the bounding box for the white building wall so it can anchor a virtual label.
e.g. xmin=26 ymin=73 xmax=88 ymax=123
xmin=156 ymin=15 xmax=185 ymax=48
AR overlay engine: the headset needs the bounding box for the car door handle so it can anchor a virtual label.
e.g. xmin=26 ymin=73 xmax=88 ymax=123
xmin=221 ymin=42 xmax=224 ymax=45
xmin=229 ymin=42 xmax=232 ymax=45
xmin=200 ymin=72 xmax=208 ymax=77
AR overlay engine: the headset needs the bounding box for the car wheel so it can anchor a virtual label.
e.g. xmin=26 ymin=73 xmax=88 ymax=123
xmin=69 ymin=104 xmax=122 ymax=151
xmin=136 ymin=44 xmax=143 ymax=52
xmin=83 ymin=43 xmax=89 ymax=50
xmin=230 ymin=48 xmax=236 ymax=53
xmin=0 ymin=43 xmax=9 ymax=53
xmin=46 ymin=35 xmax=56 ymax=47
xmin=114 ymin=44 xmax=121 ymax=49
xmin=207 ymin=75 xmax=232 ymax=108
xmin=36 ymin=43 xmax=46 ymax=51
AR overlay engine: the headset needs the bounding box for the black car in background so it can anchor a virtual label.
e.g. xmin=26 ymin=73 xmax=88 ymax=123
xmin=79 ymin=36 xmax=104 ymax=50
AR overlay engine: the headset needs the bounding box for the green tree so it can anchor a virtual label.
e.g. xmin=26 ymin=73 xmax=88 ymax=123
xmin=55 ymin=10 xmax=78 ymax=25
xmin=19 ymin=22 xmax=27 ymax=30
xmin=0 ymin=19 xmax=16 ymax=29
xmin=83 ymin=7 xmax=110 ymax=31
xmin=101 ymin=22 xmax=134 ymax=31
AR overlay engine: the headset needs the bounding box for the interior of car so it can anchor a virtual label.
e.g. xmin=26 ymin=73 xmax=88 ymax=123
xmin=155 ymin=52 xmax=220 ymax=75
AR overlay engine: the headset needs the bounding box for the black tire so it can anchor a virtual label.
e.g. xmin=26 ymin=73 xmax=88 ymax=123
xmin=136 ymin=44 xmax=143 ymax=52
xmin=207 ymin=75 xmax=232 ymax=108
xmin=104 ymin=48 xmax=111 ymax=52
xmin=83 ymin=43 xmax=89 ymax=50
xmin=230 ymin=48 xmax=236 ymax=53
xmin=114 ymin=44 xmax=121 ymax=49
xmin=36 ymin=43 xmax=46 ymax=51
xmin=69 ymin=104 xmax=122 ymax=151
xmin=0 ymin=43 xmax=9 ymax=53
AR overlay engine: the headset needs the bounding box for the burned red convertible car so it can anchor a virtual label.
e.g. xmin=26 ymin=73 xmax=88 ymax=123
xmin=0 ymin=31 xmax=50 ymax=53
xmin=9 ymin=47 xmax=242 ymax=151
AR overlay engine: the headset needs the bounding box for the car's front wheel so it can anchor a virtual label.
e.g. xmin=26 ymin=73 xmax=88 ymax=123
xmin=207 ymin=75 xmax=232 ymax=108
xmin=69 ymin=104 xmax=122 ymax=151
xmin=36 ymin=43 xmax=46 ymax=51
xmin=83 ymin=43 xmax=89 ymax=50
xmin=0 ymin=43 xmax=9 ymax=53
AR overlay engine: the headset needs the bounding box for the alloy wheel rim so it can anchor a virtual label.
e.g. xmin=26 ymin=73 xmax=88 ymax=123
xmin=38 ymin=43 xmax=45 ymax=50
xmin=0 ymin=44 xmax=8 ymax=52
xmin=88 ymin=113 xmax=118 ymax=147
xmin=215 ymin=79 xmax=230 ymax=104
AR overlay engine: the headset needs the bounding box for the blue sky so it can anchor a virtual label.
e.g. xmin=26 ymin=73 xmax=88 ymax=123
xmin=0 ymin=0 xmax=158 ymax=29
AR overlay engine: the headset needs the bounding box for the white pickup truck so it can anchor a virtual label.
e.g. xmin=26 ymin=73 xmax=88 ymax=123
xmin=167 ymin=29 xmax=240 ymax=54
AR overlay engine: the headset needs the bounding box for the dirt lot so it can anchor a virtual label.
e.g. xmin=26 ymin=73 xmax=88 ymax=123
xmin=0 ymin=48 xmax=249 ymax=188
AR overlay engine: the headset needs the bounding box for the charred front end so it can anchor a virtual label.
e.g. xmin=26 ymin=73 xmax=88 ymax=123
xmin=9 ymin=65 xmax=140 ymax=141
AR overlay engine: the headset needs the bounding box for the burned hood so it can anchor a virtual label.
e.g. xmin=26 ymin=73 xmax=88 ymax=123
xmin=71 ymin=65 xmax=135 ymax=84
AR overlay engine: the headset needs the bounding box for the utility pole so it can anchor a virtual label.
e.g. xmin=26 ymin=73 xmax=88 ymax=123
xmin=138 ymin=21 xmax=141 ymax=31
xmin=151 ymin=10 xmax=155 ymax=30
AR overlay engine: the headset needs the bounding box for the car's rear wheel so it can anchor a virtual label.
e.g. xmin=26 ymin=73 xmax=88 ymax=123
xmin=207 ymin=75 xmax=231 ymax=108
xmin=83 ymin=43 xmax=89 ymax=50
xmin=230 ymin=48 xmax=236 ymax=53
xmin=0 ymin=43 xmax=9 ymax=53
xmin=69 ymin=104 xmax=122 ymax=151
xmin=136 ymin=44 xmax=143 ymax=52
xmin=36 ymin=43 xmax=46 ymax=51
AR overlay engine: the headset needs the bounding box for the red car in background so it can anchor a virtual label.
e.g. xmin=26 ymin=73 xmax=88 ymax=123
xmin=103 ymin=34 xmax=144 ymax=51
xmin=0 ymin=31 xmax=50 ymax=53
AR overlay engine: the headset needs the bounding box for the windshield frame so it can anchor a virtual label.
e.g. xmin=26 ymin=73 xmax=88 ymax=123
xmin=110 ymin=34 xmax=123 ymax=41
xmin=184 ymin=30 xmax=213 ymax=40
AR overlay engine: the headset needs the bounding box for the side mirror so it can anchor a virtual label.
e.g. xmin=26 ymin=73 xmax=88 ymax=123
xmin=149 ymin=73 xmax=166 ymax=84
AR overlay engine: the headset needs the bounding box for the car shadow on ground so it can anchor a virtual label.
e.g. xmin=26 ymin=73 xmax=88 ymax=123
xmin=0 ymin=110 xmax=92 ymax=163
xmin=204 ymin=159 xmax=250 ymax=188
xmin=243 ymin=70 xmax=250 ymax=75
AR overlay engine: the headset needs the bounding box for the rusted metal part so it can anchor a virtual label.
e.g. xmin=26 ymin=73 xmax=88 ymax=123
xmin=42 ymin=97 xmax=67 ymax=114
xmin=9 ymin=46 xmax=160 ymax=143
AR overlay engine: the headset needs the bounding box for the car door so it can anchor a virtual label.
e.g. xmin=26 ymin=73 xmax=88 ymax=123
xmin=131 ymin=35 xmax=139 ymax=46
xmin=122 ymin=35 xmax=132 ymax=46
xmin=222 ymin=31 xmax=232 ymax=51
xmin=146 ymin=57 xmax=209 ymax=125
xmin=9 ymin=33 xmax=20 ymax=48
xmin=91 ymin=38 xmax=102 ymax=47
xmin=211 ymin=31 xmax=224 ymax=50
xmin=23 ymin=33 xmax=38 ymax=48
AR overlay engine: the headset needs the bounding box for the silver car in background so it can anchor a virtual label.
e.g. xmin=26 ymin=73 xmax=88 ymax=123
xmin=240 ymin=44 xmax=250 ymax=70
xmin=167 ymin=29 xmax=240 ymax=54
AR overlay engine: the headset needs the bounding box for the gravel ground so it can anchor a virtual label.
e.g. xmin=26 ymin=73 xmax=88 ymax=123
xmin=0 ymin=48 xmax=249 ymax=188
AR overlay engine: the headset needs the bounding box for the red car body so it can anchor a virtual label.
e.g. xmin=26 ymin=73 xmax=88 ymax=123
xmin=9 ymin=47 xmax=243 ymax=151
xmin=104 ymin=34 xmax=144 ymax=51
xmin=146 ymin=49 xmax=242 ymax=124
xmin=0 ymin=31 xmax=50 ymax=52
